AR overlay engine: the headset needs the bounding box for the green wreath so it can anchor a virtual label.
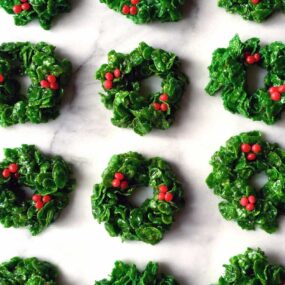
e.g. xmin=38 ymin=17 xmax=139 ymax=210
xmin=215 ymin=248 xmax=285 ymax=284
xmin=0 ymin=257 xmax=59 ymax=284
xmin=96 ymin=42 xmax=188 ymax=136
xmin=0 ymin=42 xmax=72 ymax=127
xmin=98 ymin=0 xmax=185 ymax=24
xmin=94 ymin=261 xmax=179 ymax=285
xmin=91 ymin=152 xmax=184 ymax=245
xmin=218 ymin=0 xmax=283 ymax=23
xmin=0 ymin=144 xmax=75 ymax=235
xmin=206 ymin=35 xmax=285 ymax=125
xmin=0 ymin=0 xmax=71 ymax=30
xmin=206 ymin=131 xmax=285 ymax=233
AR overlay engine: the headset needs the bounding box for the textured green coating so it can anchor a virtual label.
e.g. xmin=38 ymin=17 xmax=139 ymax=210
xmin=207 ymin=131 xmax=285 ymax=233
xmin=0 ymin=145 xmax=75 ymax=235
xmin=96 ymin=42 xmax=188 ymax=136
xmin=91 ymin=152 xmax=184 ymax=245
xmin=0 ymin=0 xmax=71 ymax=30
xmin=94 ymin=261 xmax=179 ymax=285
xmin=98 ymin=0 xmax=185 ymax=24
xmin=218 ymin=0 xmax=284 ymax=23
xmin=206 ymin=35 xmax=285 ymax=124
xmin=0 ymin=257 xmax=59 ymax=284
xmin=0 ymin=42 xmax=72 ymax=127
xmin=215 ymin=248 xmax=285 ymax=284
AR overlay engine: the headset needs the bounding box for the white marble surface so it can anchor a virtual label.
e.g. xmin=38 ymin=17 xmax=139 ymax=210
xmin=1 ymin=1 xmax=285 ymax=284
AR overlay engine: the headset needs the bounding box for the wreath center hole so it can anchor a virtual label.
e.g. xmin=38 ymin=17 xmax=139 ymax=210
xmin=20 ymin=185 xmax=34 ymax=199
xmin=250 ymin=171 xmax=267 ymax=190
xmin=246 ymin=65 xmax=267 ymax=94
xmin=140 ymin=76 xmax=163 ymax=97
xmin=128 ymin=186 xmax=154 ymax=207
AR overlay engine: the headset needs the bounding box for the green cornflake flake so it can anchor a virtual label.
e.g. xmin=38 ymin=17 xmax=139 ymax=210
xmin=206 ymin=35 xmax=285 ymax=124
xmin=0 ymin=257 xmax=59 ymax=284
xmin=91 ymin=152 xmax=184 ymax=245
xmin=207 ymin=131 xmax=285 ymax=233
xmin=0 ymin=0 xmax=71 ymax=30
xmin=215 ymin=248 xmax=285 ymax=284
xmin=0 ymin=42 xmax=72 ymax=127
xmin=0 ymin=145 xmax=76 ymax=235
xmin=96 ymin=42 xmax=189 ymax=136
xmin=94 ymin=261 xmax=180 ymax=285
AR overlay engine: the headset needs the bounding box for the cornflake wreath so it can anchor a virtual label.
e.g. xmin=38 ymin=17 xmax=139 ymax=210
xmin=94 ymin=261 xmax=179 ymax=285
xmin=96 ymin=42 xmax=188 ymax=136
xmin=98 ymin=0 xmax=185 ymax=24
xmin=215 ymin=248 xmax=285 ymax=284
xmin=206 ymin=35 xmax=285 ymax=124
xmin=91 ymin=152 xmax=184 ymax=245
xmin=0 ymin=0 xmax=71 ymax=30
xmin=0 ymin=42 xmax=72 ymax=127
xmin=0 ymin=257 xmax=59 ymax=284
xmin=206 ymin=131 xmax=285 ymax=233
xmin=0 ymin=144 xmax=75 ymax=235
xmin=218 ymin=0 xmax=283 ymax=23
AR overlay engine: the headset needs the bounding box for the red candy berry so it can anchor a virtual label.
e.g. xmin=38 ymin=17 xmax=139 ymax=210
xmin=240 ymin=197 xmax=249 ymax=207
xmin=35 ymin=201 xmax=44 ymax=210
xmin=120 ymin=181 xmax=129 ymax=190
xmin=131 ymin=0 xmax=140 ymax=4
xmin=47 ymin=75 xmax=57 ymax=83
xmin=105 ymin=72 xmax=114 ymax=81
xmin=21 ymin=3 xmax=31 ymax=10
xmin=8 ymin=163 xmax=18 ymax=173
xmin=2 ymin=169 xmax=10 ymax=179
xmin=271 ymin=91 xmax=281 ymax=101
xmin=114 ymin=172 xmax=124 ymax=181
xmin=241 ymin=143 xmax=251 ymax=153
xmin=42 ymin=195 xmax=51 ymax=203
xmin=158 ymin=185 xmax=168 ymax=193
xmin=32 ymin=194 xmax=42 ymax=202
xmin=158 ymin=192 xmax=165 ymax=201
xmin=50 ymin=82 xmax=59 ymax=90
xmin=103 ymin=80 xmax=113 ymax=90
xmin=246 ymin=56 xmax=255 ymax=65
xmin=112 ymin=179 xmax=121 ymax=188
xmin=247 ymin=153 xmax=256 ymax=161
xmin=122 ymin=5 xmax=130 ymax=14
xmin=252 ymin=144 xmax=261 ymax=153
xmin=153 ymin=103 xmax=161 ymax=111
xmin=160 ymin=103 xmax=168 ymax=112
xmin=0 ymin=74 xmax=4 ymax=83
xmin=248 ymin=195 xmax=256 ymax=204
xmin=253 ymin=53 xmax=261 ymax=62
xmin=114 ymin=68 xmax=121 ymax=78
xmin=40 ymin=80 xmax=50 ymax=88
xmin=130 ymin=6 xmax=138 ymax=15
xmin=251 ymin=0 xmax=260 ymax=4
xmin=20 ymin=0 xmax=28 ymax=2
xmin=159 ymin=94 xmax=169 ymax=101
xmin=278 ymin=85 xmax=285 ymax=93
xmin=246 ymin=203 xmax=255 ymax=211
xmin=13 ymin=5 xmax=22 ymax=14
xmin=14 ymin=172 xmax=20 ymax=179
xmin=268 ymin=86 xmax=279 ymax=94
xmin=165 ymin=192 xmax=173 ymax=202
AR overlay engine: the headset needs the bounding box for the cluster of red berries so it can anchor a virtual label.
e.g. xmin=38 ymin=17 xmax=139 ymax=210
xmin=40 ymin=75 xmax=59 ymax=90
xmin=112 ymin=172 xmax=129 ymax=190
xmin=251 ymin=0 xmax=260 ymax=4
xmin=122 ymin=0 xmax=139 ymax=15
xmin=240 ymin=195 xmax=256 ymax=211
xmin=240 ymin=143 xmax=262 ymax=161
xmin=103 ymin=68 xmax=121 ymax=90
xmin=2 ymin=163 xmax=20 ymax=179
xmin=153 ymin=93 xmax=169 ymax=112
xmin=157 ymin=185 xmax=173 ymax=202
xmin=13 ymin=0 xmax=31 ymax=14
xmin=244 ymin=51 xmax=261 ymax=65
xmin=32 ymin=194 xmax=52 ymax=210
xmin=268 ymin=84 xmax=285 ymax=101
xmin=0 ymin=74 xmax=4 ymax=84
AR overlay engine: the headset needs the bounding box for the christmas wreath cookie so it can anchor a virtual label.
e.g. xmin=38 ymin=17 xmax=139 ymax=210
xmin=96 ymin=42 xmax=188 ymax=136
xmin=0 ymin=144 xmax=75 ymax=235
xmin=218 ymin=0 xmax=283 ymax=23
xmin=91 ymin=152 xmax=184 ymax=245
xmin=99 ymin=0 xmax=185 ymax=24
xmin=0 ymin=0 xmax=71 ymax=30
xmin=206 ymin=131 xmax=285 ymax=233
xmin=206 ymin=35 xmax=285 ymax=124
xmin=0 ymin=42 xmax=72 ymax=127
xmin=215 ymin=248 xmax=285 ymax=284
xmin=94 ymin=261 xmax=179 ymax=284
xmin=0 ymin=257 xmax=59 ymax=284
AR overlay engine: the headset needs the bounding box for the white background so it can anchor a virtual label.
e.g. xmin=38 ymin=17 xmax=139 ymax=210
xmin=0 ymin=0 xmax=285 ymax=284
